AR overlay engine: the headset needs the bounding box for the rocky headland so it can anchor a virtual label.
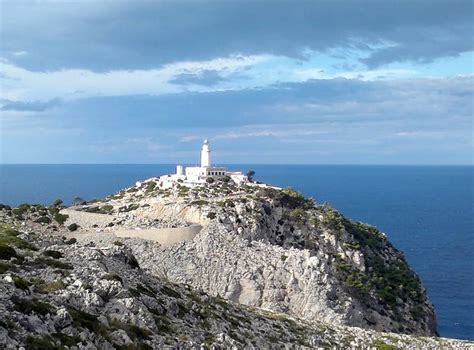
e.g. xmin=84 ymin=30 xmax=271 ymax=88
xmin=0 ymin=177 xmax=472 ymax=349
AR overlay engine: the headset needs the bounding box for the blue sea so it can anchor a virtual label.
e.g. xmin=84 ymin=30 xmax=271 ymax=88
xmin=0 ymin=164 xmax=472 ymax=340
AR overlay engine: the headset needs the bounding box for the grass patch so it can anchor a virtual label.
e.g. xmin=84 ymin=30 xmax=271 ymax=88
xmin=110 ymin=319 xmax=152 ymax=341
xmin=25 ymin=335 xmax=62 ymax=350
xmin=0 ymin=224 xmax=37 ymax=251
xmin=31 ymin=257 xmax=73 ymax=270
xmin=34 ymin=279 xmax=66 ymax=293
xmin=371 ymin=339 xmax=399 ymax=350
xmin=13 ymin=276 xmax=32 ymax=291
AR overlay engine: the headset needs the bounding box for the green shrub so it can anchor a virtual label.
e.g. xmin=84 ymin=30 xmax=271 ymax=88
xmin=207 ymin=212 xmax=216 ymax=219
xmin=64 ymin=238 xmax=77 ymax=245
xmin=113 ymin=240 xmax=124 ymax=246
xmin=52 ymin=333 xmax=81 ymax=346
xmin=0 ymin=244 xmax=17 ymax=260
xmin=13 ymin=276 xmax=32 ymax=291
xmin=264 ymin=188 xmax=314 ymax=210
xmin=34 ymin=216 xmax=52 ymax=224
xmin=43 ymin=250 xmax=64 ymax=259
xmin=12 ymin=203 xmax=30 ymax=218
xmin=160 ymin=285 xmax=181 ymax=299
xmin=118 ymin=204 xmax=140 ymax=212
xmin=52 ymin=199 xmax=63 ymax=207
xmin=217 ymin=199 xmax=235 ymax=208
xmin=54 ymin=213 xmax=69 ymax=225
xmin=32 ymin=257 xmax=73 ymax=270
xmin=101 ymin=204 xmax=114 ymax=212
xmin=103 ymin=273 xmax=123 ymax=283
xmin=110 ymin=319 xmax=152 ymax=341
xmin=0 ymin=204 xmax=12 ymax=211
xmin=220 ymin=176 xmax=231 ymax=183
xmin=145 ymin=182 xmax=156 ymax=193
xmin=48 ymin=206 xmax=59 ymax=215
xmin=289 ymin=208 xmax=307 ymax=223
xmin=190 ymin=200 xmax=208 ymax=206
xmin=68 ymin=307 xmax=101 ymax=331
xmin=0 ymin=225 xmax=37 ymax=251
xmin=67 ymin=223 xmax=79 ymax=231
xmin=0 ymin=261 xmax=13 ymax=273
xmin=12 ymin=296 xmax=52 ymax=316
xmin=25 ymin=335 xmax=61 ymax=350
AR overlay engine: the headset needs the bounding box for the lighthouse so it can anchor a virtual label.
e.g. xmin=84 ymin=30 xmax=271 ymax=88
xmin=200 ymin=139 xmax=211 ymax=167
xmin=170 ymin=138 xmax=247 ymax=184
xmin=163 ymin=138 xmax=249 ymax=186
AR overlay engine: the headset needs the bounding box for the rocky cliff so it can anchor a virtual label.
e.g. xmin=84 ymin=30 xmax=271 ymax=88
xmin=0 ymin=178 xmax=471 ymax=349
xmin=87 ymin=179 xmax=437 ymax=335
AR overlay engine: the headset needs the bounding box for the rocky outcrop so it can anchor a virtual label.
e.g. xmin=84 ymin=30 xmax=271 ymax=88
xmin=85 ymin=182 xmax=436 ymax=336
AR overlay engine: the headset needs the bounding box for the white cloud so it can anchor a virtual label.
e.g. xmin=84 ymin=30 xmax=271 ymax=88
xmin=0 ymin=51 xmax=423 ymax=107
xmin=212 ymin=125 xmax=330 ymax=140
xmin=293 ymin=67 xmax=416 ymax=81
xmin=0 ymin=54 xmax=270 ymax=103
xmin=11 ymin=51 xmax=28 ymax=57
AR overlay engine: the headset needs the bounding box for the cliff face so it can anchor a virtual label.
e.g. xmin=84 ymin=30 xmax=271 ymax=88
xmin=117 ymin=184 xmax=436 ymax=336
xmin=61 ymin=178 xmax=436 ymax=336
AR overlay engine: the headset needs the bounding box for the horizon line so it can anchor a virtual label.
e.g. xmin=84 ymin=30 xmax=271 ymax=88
xmin=1 ymin=163 xmax=472 ymax=167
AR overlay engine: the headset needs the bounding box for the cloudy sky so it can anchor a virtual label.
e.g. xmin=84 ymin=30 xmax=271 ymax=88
xmin=0 ymin=1 xmax=472 ymax=164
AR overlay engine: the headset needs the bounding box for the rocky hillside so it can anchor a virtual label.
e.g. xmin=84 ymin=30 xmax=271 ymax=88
xmin=76 ymin=178 xmax=437 ymax=336
xmin=0 ymin=221 xmax=472 ymax=349
xmin=1 ymin=177 xmax=472 ymax=348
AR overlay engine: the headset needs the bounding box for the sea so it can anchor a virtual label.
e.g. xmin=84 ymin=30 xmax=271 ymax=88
xmin=0 ymin=164 xmax=472 ymax=340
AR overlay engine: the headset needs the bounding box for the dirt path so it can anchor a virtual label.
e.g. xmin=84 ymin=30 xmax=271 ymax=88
xmin=62 ymin=208 xmax=114 ymax=229
xmin=113 ymin=224 xmax=202 ymax=246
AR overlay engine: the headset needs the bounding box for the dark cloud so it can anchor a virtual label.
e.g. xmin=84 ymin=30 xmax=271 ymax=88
xmin=0 ymin=98 xmax=61 ymax=112
xmin=1 ymin=1 xmax=472 ymax=71
xmin=169 ymin=70 xmax=226 ymax=86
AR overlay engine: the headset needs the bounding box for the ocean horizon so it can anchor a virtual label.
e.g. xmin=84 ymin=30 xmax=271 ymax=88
xmin=0 ymin=164 xmax=472 ymax=340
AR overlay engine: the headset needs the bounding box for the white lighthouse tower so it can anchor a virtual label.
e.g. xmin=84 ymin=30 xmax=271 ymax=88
xmin=200 ymin=139 xmax=211 ymax=167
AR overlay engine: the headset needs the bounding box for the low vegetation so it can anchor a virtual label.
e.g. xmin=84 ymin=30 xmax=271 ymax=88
xmin=0 ymin=224 xmax=37 ymax=251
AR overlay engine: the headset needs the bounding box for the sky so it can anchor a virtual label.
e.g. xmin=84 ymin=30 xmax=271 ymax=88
xmin=0 ymin=0 xmax=472 ymax=165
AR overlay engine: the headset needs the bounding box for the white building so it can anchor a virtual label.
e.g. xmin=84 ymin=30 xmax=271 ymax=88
xmin=156 ymin=139 xmax=248 ymax=188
